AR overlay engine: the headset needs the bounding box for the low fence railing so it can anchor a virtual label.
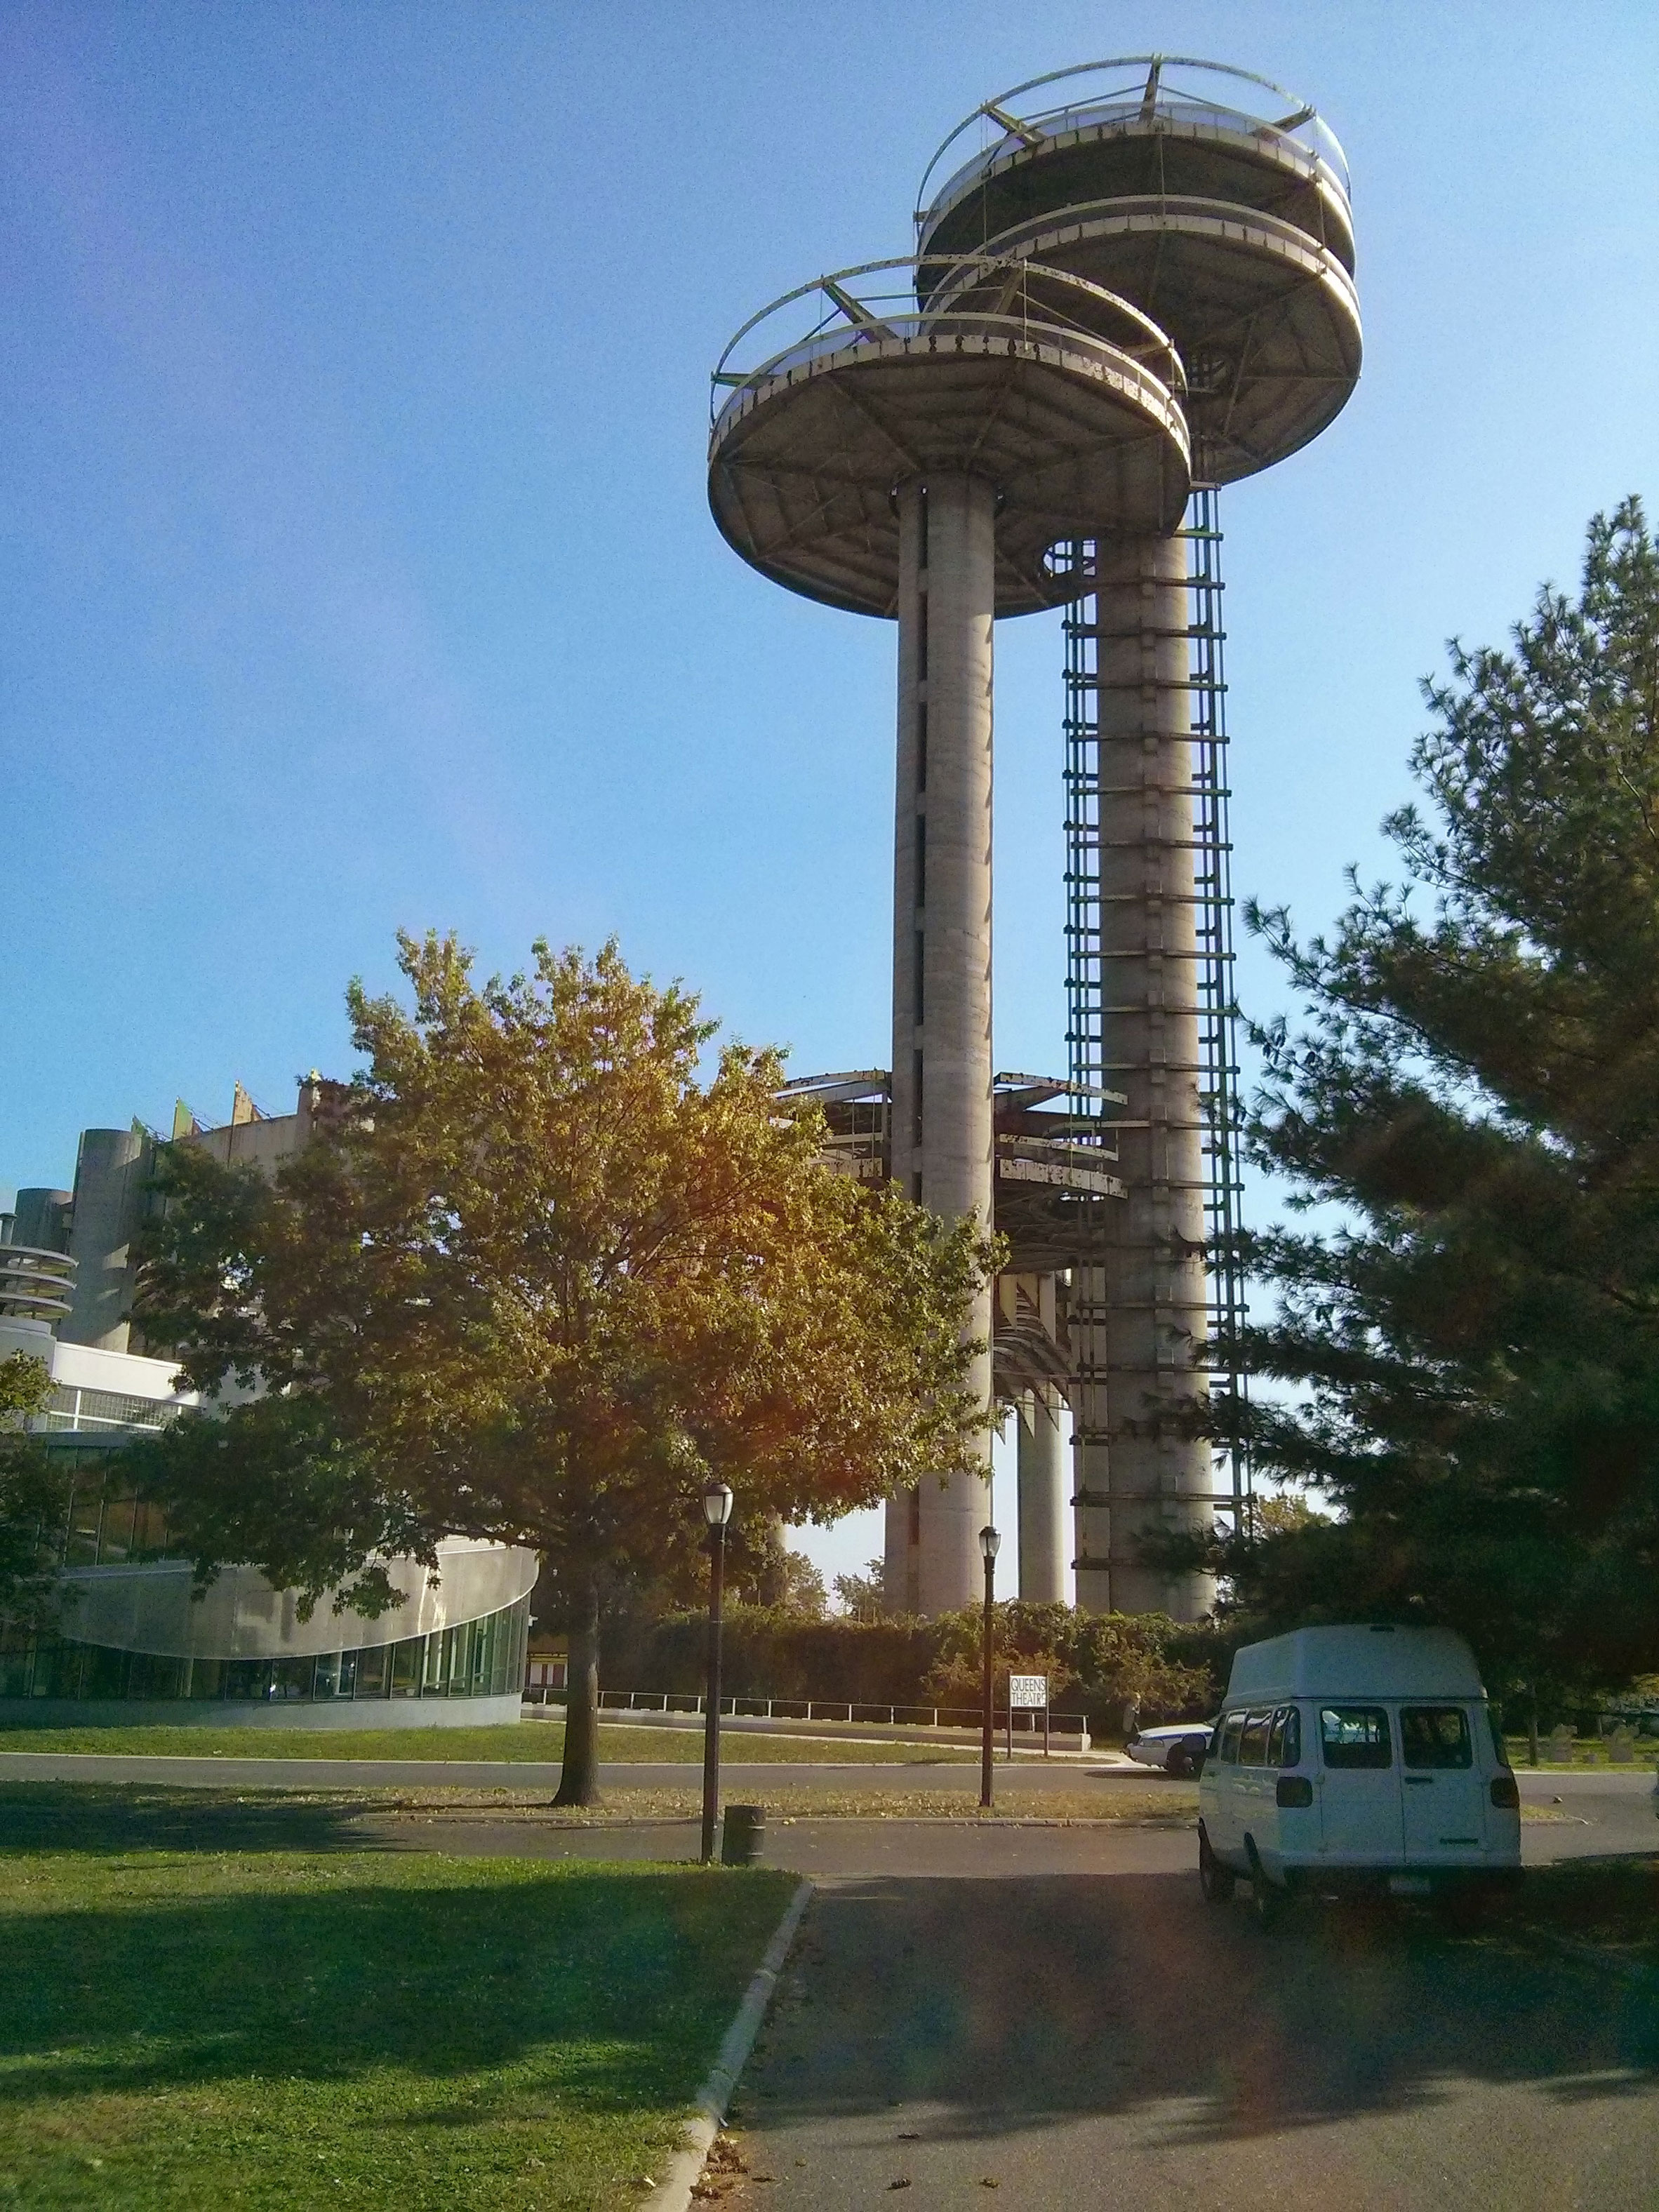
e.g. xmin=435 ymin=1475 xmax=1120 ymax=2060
xmin=522 ymin=1677 xmax=1089 ymax=1740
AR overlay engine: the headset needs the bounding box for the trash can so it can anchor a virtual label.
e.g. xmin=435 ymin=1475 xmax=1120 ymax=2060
xmin=721 ymin=1804 xmax=766 ymax=1865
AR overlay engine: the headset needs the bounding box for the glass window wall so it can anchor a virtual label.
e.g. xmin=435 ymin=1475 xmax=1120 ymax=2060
xmin=0 ymin=1594 xmax=531 ymax=1710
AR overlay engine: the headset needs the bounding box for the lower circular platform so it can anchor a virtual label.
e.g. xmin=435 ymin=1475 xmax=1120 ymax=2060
xmin=709 ymin=274 xmax=1190 ymax=618
xmin=943 ymin=199 xmax=1361 ymax=481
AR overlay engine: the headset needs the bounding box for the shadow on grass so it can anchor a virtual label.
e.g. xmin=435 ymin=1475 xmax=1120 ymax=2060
xmin=1508 ymin=1853 xmax=1659 ymax=1947
xmin=0 ymin=1856 xmax=789 ymax=2117
xmin=741 ymin=1864 xmax=1659 ymax=2152
xmin=0 ymin=1781 xmax=375 ymax=1855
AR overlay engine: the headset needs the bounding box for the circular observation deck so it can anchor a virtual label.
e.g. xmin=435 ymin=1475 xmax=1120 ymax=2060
xmin=919 ymin=56 xmax=1354 ymax=271
xmin=708 ymin=257 xmax=1190 ymax=618
xmin=916 ymin=57 xmax=1360 ymax=482
xmin=0 ymin=1244 xmax=76 ymax=1326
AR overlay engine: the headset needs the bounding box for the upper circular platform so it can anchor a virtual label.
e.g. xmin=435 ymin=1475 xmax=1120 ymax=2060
xmin=708 ymin=256 xmax=1191 ymax=618
xmin=915 ymin=59 xmax=1359 ymax=484
xmin=919 ymin=56 xmax=1354 ymax=271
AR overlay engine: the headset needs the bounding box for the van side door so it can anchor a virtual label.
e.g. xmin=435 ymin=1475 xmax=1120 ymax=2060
xmin=1399 ymin=1705 xmax=1486 ymax=1865
xmin=1316 ymin=1704 xmax=1404 ymax=1867
xmin=1235 ymin=1709 xmax=1275 ymax=1843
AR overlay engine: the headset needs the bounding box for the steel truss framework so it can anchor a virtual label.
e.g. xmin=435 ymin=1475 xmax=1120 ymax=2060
xmin=1062 ymin=487 xmax=1251 ymax=1530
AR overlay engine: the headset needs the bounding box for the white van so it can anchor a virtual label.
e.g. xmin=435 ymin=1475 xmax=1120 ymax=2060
xmin=1197 ymin=1625 xmax=1521 ymax=1922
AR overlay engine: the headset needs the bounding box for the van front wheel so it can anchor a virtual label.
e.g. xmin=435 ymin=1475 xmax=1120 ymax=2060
xmin=1199 ymin=1833 xmax=1235 ymax=1905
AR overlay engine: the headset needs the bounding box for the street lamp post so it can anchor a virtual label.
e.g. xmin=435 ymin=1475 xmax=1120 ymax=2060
xmin=979 ymin=1524 xmax=1000 ymax=1811
xmin=700 ymin=1477 xmax=734 ymax=1863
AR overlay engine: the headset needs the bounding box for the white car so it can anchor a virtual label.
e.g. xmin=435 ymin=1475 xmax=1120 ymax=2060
xmin=1126 ymin=1720 xmax=1216 ymax=1776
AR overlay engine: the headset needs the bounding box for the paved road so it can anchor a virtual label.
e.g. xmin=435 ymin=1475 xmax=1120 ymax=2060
xmin=1515 ymin=1769 xmax=1659 ymax=1861
xmin=0 ymin=1752 xmax=975 ymax=1791
xmin=355 ymin=1772 xmax=1654 ymax=1874
xmin=727 ymin=1859 xmax=1659 ymax=2211
xmin=3 ymin=1752 xmax=1652 ymax=1855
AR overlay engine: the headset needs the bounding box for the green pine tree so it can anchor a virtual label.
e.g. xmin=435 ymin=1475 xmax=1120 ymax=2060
xmin=1193 ymin=498 xmax=1659 ymax=1707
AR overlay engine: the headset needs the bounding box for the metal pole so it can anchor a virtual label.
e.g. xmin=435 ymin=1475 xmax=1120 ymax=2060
xmin=700 ymin=1523 xmax=726 ymax=1863
xmin=980 ymin=1547 xmax=995 ymax=1810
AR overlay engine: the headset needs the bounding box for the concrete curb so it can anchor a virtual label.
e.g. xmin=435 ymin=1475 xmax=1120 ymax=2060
xmin=640 ymin=1876 xmax=814 ymax=2212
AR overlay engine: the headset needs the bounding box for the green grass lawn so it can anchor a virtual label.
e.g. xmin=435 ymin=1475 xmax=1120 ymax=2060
xmin=1503 ymin=1856 xmax=1659 ymax=1968
xmin=0 ymin=1820 xmax=794 ymax=2211
xmin=0 ymin=1720 xmax=972 ymax=1765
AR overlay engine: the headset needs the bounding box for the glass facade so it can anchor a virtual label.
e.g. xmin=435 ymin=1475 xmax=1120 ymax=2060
xmin=4 ymin=1451 xmax=533 ymax=1711
xmin=49 ymin=1458 xmax=177 ymax=1569
xmin=45 ymin=1386 xmax=178 ymax=1435
xmin=0 ymin=1595 xmax=531 ymax=1708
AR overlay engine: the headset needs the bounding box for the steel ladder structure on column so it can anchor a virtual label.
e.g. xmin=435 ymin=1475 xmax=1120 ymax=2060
xmin=1056 ymin=492 xmax=1247 ymax=1611
xmin=916 ymin=55 xmax=1361 ymax=1616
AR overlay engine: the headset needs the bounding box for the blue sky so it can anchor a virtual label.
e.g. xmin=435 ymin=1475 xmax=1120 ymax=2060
xmin=4 ymin=2 xmax=1657 ymax=1590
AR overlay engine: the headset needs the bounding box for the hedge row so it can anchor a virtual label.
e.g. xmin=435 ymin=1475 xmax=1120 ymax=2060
xmin=599 ymin=1599 xmax=1242 ymax=1731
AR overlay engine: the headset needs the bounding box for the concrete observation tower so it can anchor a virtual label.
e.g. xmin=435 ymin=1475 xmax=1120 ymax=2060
xmin=709 ymin=58 xmax=1359 ymax=1620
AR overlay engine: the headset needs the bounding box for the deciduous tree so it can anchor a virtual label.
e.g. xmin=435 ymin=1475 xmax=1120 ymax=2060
xmin=129 ymin=934 xmax=997 ymax=1800
xmin=0 ymin=1352 xmax=68 ymax=1633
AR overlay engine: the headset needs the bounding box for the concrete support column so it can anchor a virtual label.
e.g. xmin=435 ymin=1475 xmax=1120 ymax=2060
xmin=13 ymin=1189 xmax=72 ymax=1253
xmin=63 ymin=1128 xmax=153 ymax=1351
xmin=1072 ymin=531 xmax=1214 ymax=1621
xmin=1017 ymin=1385 xmax=1067 ymax=1604
xmin=884 ymin=472 xmax=996 ymax=1618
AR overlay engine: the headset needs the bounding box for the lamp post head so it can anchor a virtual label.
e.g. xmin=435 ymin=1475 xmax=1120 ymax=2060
xmin=979 ymin=1524 xmax=1000 ymax=1561
xmin=702 ymin=1479 xmax=734 ymax=1529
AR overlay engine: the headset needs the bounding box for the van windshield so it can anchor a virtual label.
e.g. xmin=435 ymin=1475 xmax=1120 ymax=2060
xmin=1401 ymin=1706 xmax=1473 ymax=1769
xmin=1320 ymin=1705 xmax=1392 ymax=1769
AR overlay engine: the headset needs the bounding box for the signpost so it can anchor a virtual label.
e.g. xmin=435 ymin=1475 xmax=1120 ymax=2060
xmin=1008 ymin=1672 xmax=1051 ymax=1760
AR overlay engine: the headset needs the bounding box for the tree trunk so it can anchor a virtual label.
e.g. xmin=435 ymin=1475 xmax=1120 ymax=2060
xmin=555 ymin=1572 xmax=601 ymax=1806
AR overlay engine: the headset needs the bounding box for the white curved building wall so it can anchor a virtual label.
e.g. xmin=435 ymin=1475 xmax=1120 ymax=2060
xmin=62 ymin=1540 xmax=538 ymax=1660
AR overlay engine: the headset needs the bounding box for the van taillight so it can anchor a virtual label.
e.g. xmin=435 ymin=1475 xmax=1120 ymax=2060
xmin=1277 ymin=1776 xmax=1314 ymax=1808
xmin=1490 ymin=1775 xmax=1519 ymax=1810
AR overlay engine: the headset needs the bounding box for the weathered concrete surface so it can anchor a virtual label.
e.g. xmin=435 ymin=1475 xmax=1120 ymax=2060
xmin=1016 ymin=1385 xmax=1068 ymax=1604
xmin=886 ymin=473 xmax=997 ymax=1618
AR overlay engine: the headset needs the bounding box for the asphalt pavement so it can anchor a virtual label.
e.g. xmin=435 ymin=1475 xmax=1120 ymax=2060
xmin=0 ymin=1752 xmax=992 ymax=1792
xmin=726 ymin=1853 xmax=1659 ymax=2211
xmin=4 ymin=1750 xmax=1655 ymax=2203
xmin=361 ymin=1768 xmax=1659 ymax=2207
xmin=2 ymin=1750 xmax=1649 ymax=1853
xmin=349 ymin=1771 xmax=1655 ymax=1873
